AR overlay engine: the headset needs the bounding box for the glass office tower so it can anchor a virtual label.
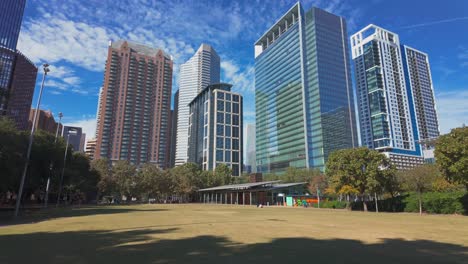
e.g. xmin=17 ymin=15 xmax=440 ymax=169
xmin=254 ymin=3 xmax=357 ymax=173
xmin=0 ymin=0 xmax=26 ymax=50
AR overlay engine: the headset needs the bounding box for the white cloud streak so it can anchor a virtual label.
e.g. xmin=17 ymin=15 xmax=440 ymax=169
xmin=400 ymin=16 xmax=468 ymax=29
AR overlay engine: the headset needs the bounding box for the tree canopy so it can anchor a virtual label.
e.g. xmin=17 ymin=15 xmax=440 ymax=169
xmin=435 ymin=126 xmax=468 ymax=189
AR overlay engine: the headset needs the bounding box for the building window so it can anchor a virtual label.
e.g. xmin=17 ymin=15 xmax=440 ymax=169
xmin=232 ymin=152 xmax=239 ymax=162
xmin=225 ymin=113 xmax=231 ymax=124
xmin=216 ymin=137 xmax=224 ymax=148
xmin=233 ymin=139 xmax=239 ymax=150
xmin=216 ymin=150 xmax=223 ymax=161
xmin=217 ymin=125 xmax=224 ymax=136
xmin=232 ymin=164 xmax=239 ymax=176
xmin=233 ymin=115 xmax=239 ymax=126
xmin=225 ymin=126 xmax=231 ymax=137
xmin=233 ymin=103 xmax=239 ymax=113
xmin=217 ymin=100 xmax=224 ymax=111
xmin=226 ymin=102 xmax=231 ymax=112
xmin=217 ymin=112 xmax=224 ymax=123
xmin=233 ymin=127 xmax=239 ymax=138
xmin=225 ymin=138 xmax=231 ymax=149
xmin=233 ymin=95 xmax=239 ymax=102
xmin=225 ymin=151 xmax=231 ymax=162
xmin=217 ymin=92 xmax=224 ymax=99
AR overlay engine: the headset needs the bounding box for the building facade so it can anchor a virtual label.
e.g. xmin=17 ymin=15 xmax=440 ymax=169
xmin=401 ymin=46 xmax=439 ymax=140
xmin=175 ymin=44 xmax=220 ymax=166
xmin=245 ymin=123 xmax=256 ymax=173
xmin=4 ymin=50 xmax=38 ymax=130
xmin=29 ymin=109 xmax=62 ymax=134
xmin=0 ymin=0 xmax=26 ymax=50
xmin=95 ymin=40 xmax=173 ymax=167
xmin=0 ymin=0 xmax=37 ymax=130
xmin=85 ymin=138 xmax=97 ymax=160
xmin=254 ymin=3 xmax=357 ymax=173
xmin=169 ymin=90 xmax=179 ymax=168
xmin=187 ymin=83 xmax=243 ymax=176
xmin=62 ymin=126 xmax=83 ymax=152
xmin=350 ymin=25 xmax=431 ymax=169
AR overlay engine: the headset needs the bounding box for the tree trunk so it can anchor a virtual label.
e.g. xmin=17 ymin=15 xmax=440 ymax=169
xmin=374 ymin=192 xmax=379 ymax=213
xmin=418 ymin=192 xmax=422 ymax=215
xmin=361 ymin=194 xmax=367 ymax=212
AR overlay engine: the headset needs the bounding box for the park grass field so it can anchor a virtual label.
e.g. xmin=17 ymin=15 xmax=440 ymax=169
xmin=1 ymin=204 xmax=467 ymax=263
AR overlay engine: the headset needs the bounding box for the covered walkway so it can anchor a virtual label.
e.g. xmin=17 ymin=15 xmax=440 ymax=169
xmin=198 ymin=180 xmax=307 ymax=206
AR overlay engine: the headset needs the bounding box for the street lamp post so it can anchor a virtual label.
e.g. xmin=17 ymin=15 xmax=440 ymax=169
xmin=44 ymin=112 xmax=63 ymax=208
xmin=56 ymin=128 xmax=77 ymax=207
xmin=14 ymin=63 xmax=50 ymax=217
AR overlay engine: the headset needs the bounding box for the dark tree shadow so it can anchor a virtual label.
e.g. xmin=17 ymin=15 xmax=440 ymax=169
xmin=0 ymin=228 xmax=466 ymax=264
xmin=0 ymin=206 xmax=168 ymax=226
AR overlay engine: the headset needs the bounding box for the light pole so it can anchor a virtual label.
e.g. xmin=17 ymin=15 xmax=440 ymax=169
xmin=14 ymin=63 xmax=50 ymax=217
xmin=56 ymin=128 xmax=77 ymax=207
xmin=54 ymin=112 xmax=63 ymax=143
xmin=44 ymin=112 xmax=63 ymax=208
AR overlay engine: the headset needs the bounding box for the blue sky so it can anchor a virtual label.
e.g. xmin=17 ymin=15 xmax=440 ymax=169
xmin=18 ymin=0 xmax=468 ymax=142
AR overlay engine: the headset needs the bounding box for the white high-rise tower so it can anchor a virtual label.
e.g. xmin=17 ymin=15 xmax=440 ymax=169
xmin=175 ymin=44 xmax=220 ymax=166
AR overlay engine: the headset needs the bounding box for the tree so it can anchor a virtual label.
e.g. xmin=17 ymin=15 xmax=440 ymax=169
xmin=326 ymin=147 xmax=396 ymax=211
xmin=136 ymin=163 xmax=174 ymax=201
xmin=112 ymin=160 xmax=137 ymax=201
xmin=435 ymin=127 xmax=468 ymax=189
xmin=170 ymin=163 xmax=202 ymax=201
xmin=63 ymin=153 xmax=99 ymax=202
xmin=398 ymin=164 xmax=437 ymax=215
xmin=92 ymin=158 xmax=115 ymax=201
xmin=0 ymin=117 xmax=27 ymax=193
xmin=214 ymin=164 xmax=233 ymax=185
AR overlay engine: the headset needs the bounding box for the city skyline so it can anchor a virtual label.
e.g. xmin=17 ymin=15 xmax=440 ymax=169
xmin=17 ymin=0 xmax=468 ymax=141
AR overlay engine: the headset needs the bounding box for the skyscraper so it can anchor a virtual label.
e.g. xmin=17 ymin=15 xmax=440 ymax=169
xmin=62 ymin=126 xmax=83 ymax=153
xmin=95 ymin=40 xmax=173 ymax=167
xmin=5 ymin=51 xmax=38 ymax=130
xmin=85 ymin=138 xmax=97 ymax=160
xmin=169 ymin=90 xmax=179 ymax=168
xmin=401 ymin=46 xmax=439 ymax=140
xmin=254 ymin=3 xmax=357 ymax=173
xmin=175 ymin=44 xmax=220 ymax=166
xmin=350 ymin=25 xmax=431 ymax=169
xmin=0 ymin=0 xmax=37 ymax=130
xmin=245 ymin=124 xmax=256 ymax=173
xmin=0 ymin=0 xmax=26 ymax=50
xmin=187 ymin=83 xmax=243 ymax=176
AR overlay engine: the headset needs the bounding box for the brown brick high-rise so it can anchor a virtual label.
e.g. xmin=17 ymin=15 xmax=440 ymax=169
xmin=95 ymin=40 xmax=173 ymax=167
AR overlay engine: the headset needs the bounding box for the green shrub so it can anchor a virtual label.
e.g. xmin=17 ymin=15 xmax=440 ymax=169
xmin=403 ymin=192 xmax=467 ymax=215
xmin=320 ymin=200 xmax=347 ymax=209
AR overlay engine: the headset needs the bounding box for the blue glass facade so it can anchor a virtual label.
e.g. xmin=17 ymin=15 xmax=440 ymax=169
xmin=255 ymin=4 xmax=357 ymax=173
xmin=0 ymin=0 xmax=27 ymax=114
xmin=0 ymin=0 xmax=26 ymax=51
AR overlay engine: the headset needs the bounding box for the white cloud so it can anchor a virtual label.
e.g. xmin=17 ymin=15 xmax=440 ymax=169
xmin=221 ymin=60 xmax=255 ymax=93
xmin=18 ymin=18 xmax=114 ymax=71
xmin=400 ymin=16 xmax=468 ymax=30
xmin=65 ymin=117 xmax=97 ymax=143
xmin=63 ymin=76 xmax=80 ymax=85
xmin=435 ymin=89 xmax=468 ymax=134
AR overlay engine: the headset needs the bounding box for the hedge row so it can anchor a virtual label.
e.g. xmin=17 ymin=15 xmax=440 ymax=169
xmin=321 ymin=192 xmax=468 ymax=215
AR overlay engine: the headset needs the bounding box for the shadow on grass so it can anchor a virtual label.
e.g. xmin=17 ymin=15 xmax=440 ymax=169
xmin=0 ymin=228 xmax=466 ymax=264
xmin=0 ymin=206 xmax=168 ymax=226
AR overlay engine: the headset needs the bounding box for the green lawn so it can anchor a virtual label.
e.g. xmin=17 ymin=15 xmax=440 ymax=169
xmin=1 ymin=204 xmax=467 ymax=263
